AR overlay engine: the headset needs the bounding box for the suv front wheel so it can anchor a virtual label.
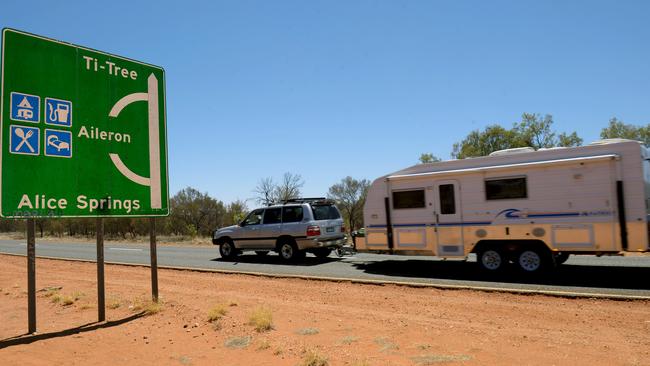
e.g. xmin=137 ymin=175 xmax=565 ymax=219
xmin=219 ymin=239 xmax=238 ymax=260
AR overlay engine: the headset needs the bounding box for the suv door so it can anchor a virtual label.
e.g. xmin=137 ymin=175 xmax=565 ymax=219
xmin=281 ymin=205 xmax=304 ymax=237
xmin=237 ymin=209 xmax=264 ymax=248
xmin=259 ymin=207 xmax=282 ymax=249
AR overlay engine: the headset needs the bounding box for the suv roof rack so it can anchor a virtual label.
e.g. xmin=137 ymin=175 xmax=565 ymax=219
xmin=280 ymin=197 xmax=331 ymax=204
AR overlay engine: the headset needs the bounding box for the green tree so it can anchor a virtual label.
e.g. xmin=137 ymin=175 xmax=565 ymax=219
xmin=170 ymin=187 xmax=225 ymax=236
xmin=418 ymin=153 xmax=442 ymax=164
xmin=452 ymin=125 xmax=522 ymax=159
xmin=514 ymin=113 xmax=583 ymax=148
xmin=557 ymin=131 xmax=583 ymax=147
xmin=452 ymin=113 xmax=582 ymax=159
xmin=327 ymin=176 xmax=371 ymax=231
xmin=600 ymin=118 xmax=650 ymax=145
xmin=224 ymin=199 xmax=249 ymax=226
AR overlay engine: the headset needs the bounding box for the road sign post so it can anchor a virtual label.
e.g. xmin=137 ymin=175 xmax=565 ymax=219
xmin=1 ymin=29 xmax=169 ymax=332
xmin=150 ymin=217 xmax=158 ymax=302
xmin=27 ymin=218 xmax=36 ymax=334
xmin=97 ymin=218 xmax=105 ymax=322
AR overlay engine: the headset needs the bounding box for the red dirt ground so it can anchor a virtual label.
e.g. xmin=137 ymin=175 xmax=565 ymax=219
xmin=1 ymin=254 xmax=649 ymax=365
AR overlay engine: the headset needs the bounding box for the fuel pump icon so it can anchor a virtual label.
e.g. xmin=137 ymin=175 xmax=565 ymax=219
xmin=108 ymin=74 xmax=162 ymax=209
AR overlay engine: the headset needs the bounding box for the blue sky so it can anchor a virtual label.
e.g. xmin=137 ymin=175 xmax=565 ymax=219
xmin=2 ymin=0 xmax=649 ymax=206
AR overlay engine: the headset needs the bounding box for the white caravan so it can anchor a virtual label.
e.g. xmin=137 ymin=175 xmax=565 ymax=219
xmin=359 ymin=139 xmax=650 ymax=273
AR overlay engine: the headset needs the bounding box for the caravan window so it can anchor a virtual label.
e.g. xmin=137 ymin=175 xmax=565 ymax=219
xmin=439 ymin=184 xmax=456 ymax=214
xmin=485 ymin=177 xmax=527 ymax=200
xmin=393 ymin=190 xmax=426 ymax=209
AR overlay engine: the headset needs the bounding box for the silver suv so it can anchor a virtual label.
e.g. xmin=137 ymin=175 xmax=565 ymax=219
xmin=212 ymin=198 xmax=347 ymax=261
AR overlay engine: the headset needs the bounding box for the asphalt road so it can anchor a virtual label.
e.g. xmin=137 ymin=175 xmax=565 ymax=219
xmin=1 ymin=239 xmax=650 ymax=298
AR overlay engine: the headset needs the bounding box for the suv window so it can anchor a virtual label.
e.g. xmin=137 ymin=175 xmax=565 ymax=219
xmin=242 ymin=209 xmax=263 ymax=226
xmin=282 ymin=206 xmax=303 ymax=223
xmin=263 ymin=208 xmax=282 ymax=224
xmin=311 ymin=204 xmax=340 ymax=220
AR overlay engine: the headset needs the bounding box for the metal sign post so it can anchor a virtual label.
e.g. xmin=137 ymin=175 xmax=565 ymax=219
xmin=150 ymin=217 xmax=158 ymax=302
xmin=96 ymin=218 xmax=105 ymax=322
xmin=1 ymin=29 xmax=169 ymax=333
xmin=26 ymin=218 xmax=36 ymax=334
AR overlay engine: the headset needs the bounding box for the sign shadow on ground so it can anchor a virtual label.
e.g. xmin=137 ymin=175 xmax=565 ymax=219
xmin=0 ymin=312 xmax=146 ymax=349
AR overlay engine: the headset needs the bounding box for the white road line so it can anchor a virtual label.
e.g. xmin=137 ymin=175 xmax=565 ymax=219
xmin=108 ymin=248 xmax=143 ymax=252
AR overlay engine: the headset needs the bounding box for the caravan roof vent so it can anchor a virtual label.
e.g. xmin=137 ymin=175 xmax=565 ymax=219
xmin=589 ymin=138 xmax=641 ymax=146
xmin=537 ymin=146 xmax=568 ymax=151
xmin=488 ymin=147 xmax=535 ymax=156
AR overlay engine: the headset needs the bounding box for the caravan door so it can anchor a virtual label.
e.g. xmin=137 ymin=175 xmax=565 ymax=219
xmin=434 ymin=180 xmax=464 ymax=257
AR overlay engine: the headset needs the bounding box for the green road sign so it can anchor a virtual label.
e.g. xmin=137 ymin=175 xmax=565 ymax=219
xmin=0 ymin=29 xmax=169 ymax=217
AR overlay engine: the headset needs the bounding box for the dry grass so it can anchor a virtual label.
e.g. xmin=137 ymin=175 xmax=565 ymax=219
xmin=42 ymin=287 xmax=62 ymax=298
xmin=207 ymin=304 xmax=228 ymax=322
xmin=297 ymin=327 xmax=320 ymax=335
xmin=224 ymin=336 xmax=251 ymax=349
xmin=248 ymin=306 xmax=273 ymax=332
xmin=60 ymin=295 xmax=75 ymax=306
xmin=108 ymin=298 xmax=121 ymax=309
xmin=299 ymin=350 xmax=329 ymax=366
xmin=256 ymin=339 xmax=271 ymax=350
xmin=339 ymin=336 xmax=359 ymax=345
xmin=131 ymin=298 xmax=163 ymax=315
xmin=50 ymin=291 xmax=82 ymax=306
xmin=374 ymin=337 xmax=399 ymax=352
xmin=411 ymin=354 xmax=472 ymax=364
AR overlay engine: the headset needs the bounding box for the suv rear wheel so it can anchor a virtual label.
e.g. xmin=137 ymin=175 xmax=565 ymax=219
xmin=278 ymin=240 xmax=301 ymax=261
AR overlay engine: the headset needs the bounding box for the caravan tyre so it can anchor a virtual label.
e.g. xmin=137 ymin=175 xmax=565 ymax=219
xmin=517 ymin=248 xmax=550 ymax=273
xmin=478 ymin=249 xmax=504 ymax=271
xmin=554 ymin=252 xmax=570 ymax=265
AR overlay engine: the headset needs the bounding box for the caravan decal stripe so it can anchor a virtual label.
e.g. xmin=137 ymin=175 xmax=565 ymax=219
xmin=367 ymin=210 xmax=614 ymax=230
xmin=368 ymin=221 xmax=491 ymax=229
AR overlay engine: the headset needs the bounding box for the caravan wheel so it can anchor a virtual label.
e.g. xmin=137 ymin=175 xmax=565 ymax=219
xmin=478 ymin=249 xmax=504 ymax=271
xmin=516 ymin=248 xmax=551 ymax=273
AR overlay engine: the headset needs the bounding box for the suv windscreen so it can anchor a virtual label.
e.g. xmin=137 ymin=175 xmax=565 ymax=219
xmin=242 ymin=209 xmax=263 ymax=226
xmin=263 ymin=208 xmax=282 ymax=224
xmin=311 ymin=204 xmax=340 ymax=220
xmin=282 ymin=206 xmax=303 ymax=223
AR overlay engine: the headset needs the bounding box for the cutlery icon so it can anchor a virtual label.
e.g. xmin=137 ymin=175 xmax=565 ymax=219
xmin=15 ymin=127 xmax=35 ymax=153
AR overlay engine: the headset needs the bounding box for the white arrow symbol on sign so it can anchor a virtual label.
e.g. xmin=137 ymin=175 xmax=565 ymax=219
xmin=108 ymin=73 xmax=162 ymax=209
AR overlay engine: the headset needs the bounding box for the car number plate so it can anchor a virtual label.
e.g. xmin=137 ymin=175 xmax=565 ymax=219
xmin=326 ymin=227 xmax=335 ymax=233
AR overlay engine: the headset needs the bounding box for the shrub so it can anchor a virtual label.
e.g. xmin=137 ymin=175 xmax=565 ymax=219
xmin=248 ymin=306 xmax=273 ymax=332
